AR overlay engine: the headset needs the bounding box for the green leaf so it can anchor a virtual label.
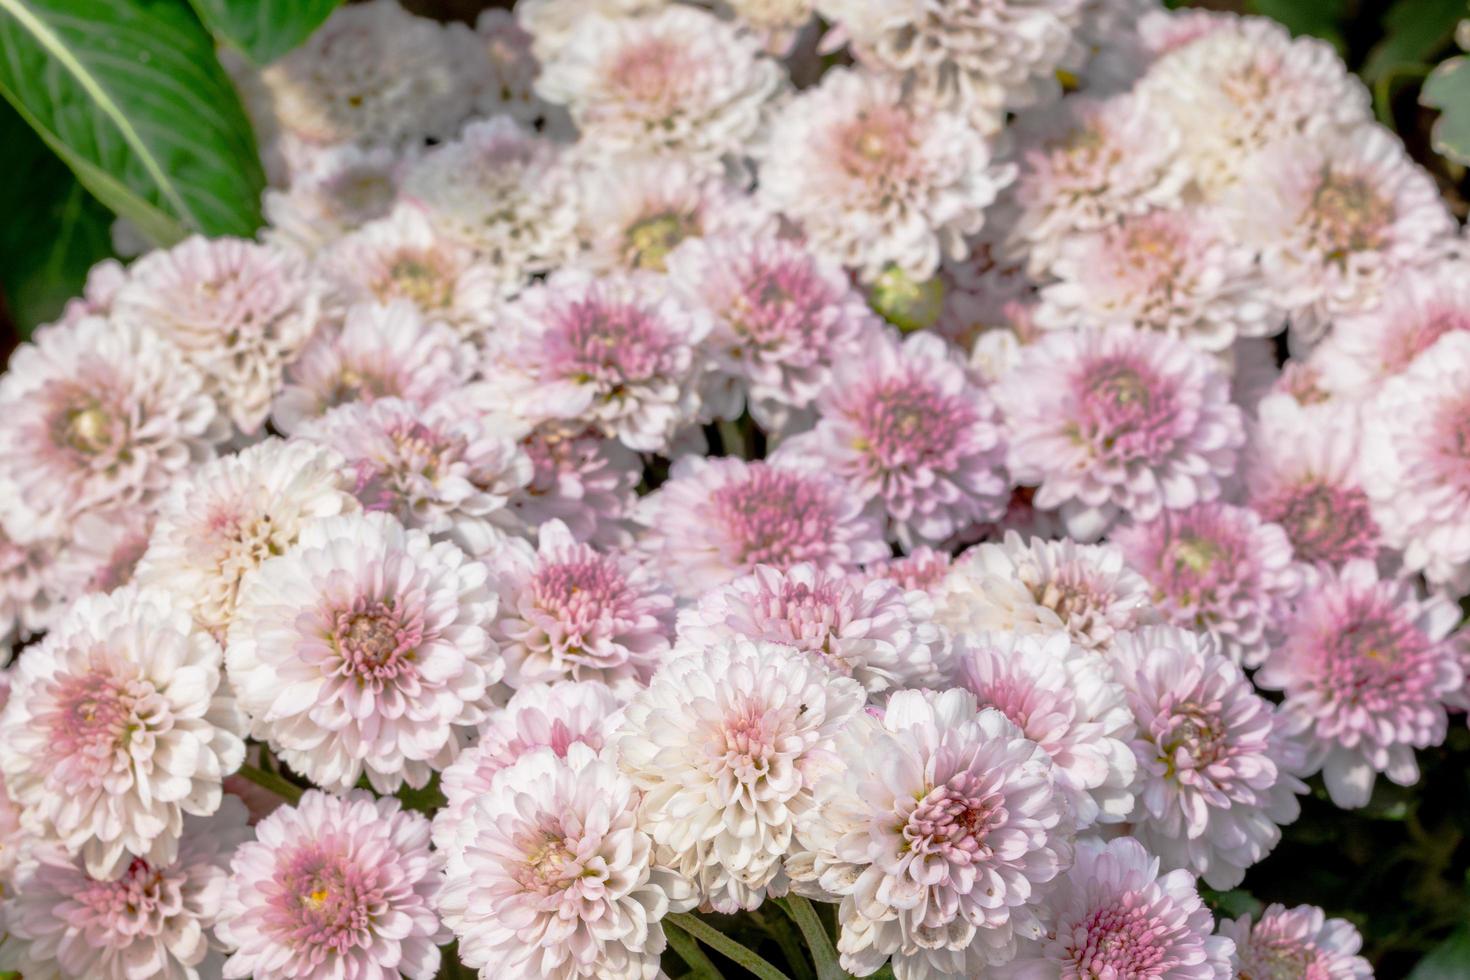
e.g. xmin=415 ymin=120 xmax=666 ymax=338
xmin=186 ymin=0 xmax=341 ymax=66
xmin=1409 ymin=924 xmax=1470 ymax=980
xmin=0 ymin=0 xmax=266 ymax=246
xmin=1248 ymin=0 xmax=1347 ymax=53
xmin=1423 ymin=53 xmax=1470 ymax=164
xmin=1201 ymin=887 xmax=1266 ymax=920
xmin=1362 ymin=0 xmax=1467 ymax=84
xmin=0 ymin=99 xmax=114 ymax=338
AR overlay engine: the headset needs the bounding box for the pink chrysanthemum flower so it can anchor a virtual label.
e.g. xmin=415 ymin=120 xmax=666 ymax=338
xmin=47 ymin=505 xmax=153 ymax=603
xmin=861 ymin=546 xmax=953 ymax=597
xmin=486 ymin=269 xmax=712 ymax=453
xmin=998 ymin=327 xmax=1245 ymax=541
xmin=573 ymin=155 xmax=774 ymax=274
xmin=437 ymin=743 xmax=694 ymax=978
xmin=1221 ymin=127 xmax=1456 ymax=339
xmin=1007 ymin=91 xmax=1189 ymax=274
xmin=669 ymin=234 xmax=877 ymax=433
xmin=952 ymin=630 xmax=1137 ymax=829
xmin=938 ymin=532 xmax=1155 ymax=652
xmin=1035 ymin=206 xmax=1280 ymax=352
xmin=755 ymin=67 xmax=1014 ymax=280
xmin=262 ymin=144 xmax=403 ymax=254
xmin=1219 ymin=903 xmax=1372 ymax=980
xmin=0 ymin=586 xmax=245 ymax=879
xmin=217 ymin=790 xmax=446 ymax=980
xmin=636 ymin=455 xmax=889 ymax=598
xmin=56 ymin=258 xmax=127 ymax=327
xmin=488 ymin=519 xmax=675 ymax=693
xmin=225 ymin=512 xmax=499 ymax=793
xmin=509 ymin=421 xmax=642 ymax=550
xmin=779 ymin=330 xmax=1009 ymax=547
xmin=0 ymin=519 xmax=59 ymax=647
xmin=317 ymin=207 xmax=501 ymax=339
xmin=996 ymin=836 xmax=1234 ymax=980
xmin=0 ymin=798 xmax=251 ymax=980
xmin=0 ymin=316 xmax=223 ymax=537
xmin=299 ymin=397 xmax=532 ymax=556
xmin=536 ymin=6 xmax=783 ymax=166
xmin=111 ymin=236 xmax=324 ymax=434
xmin=1112 ymin=626 xmax=1304 ymax=889
xmin=619 ymin=637 xmax=866 ymax=912
xmin=137 ymin=438 xmax=359 ymax=638
xmin=1114 ymin=502 xmax=1301 ymax=668
xmin=433 ymin=680 xmax=624 ymax=851
xmin=271 ymin=301 xmax=476 ymax=435
xmin=815 ymin=0 xmax=1086 ymax=128
xmin=1255 ymin=560 xmax=1462 ymax=808
xmin=1362 ymin=332 xmax=1470 ymax=592
xmin=789 ymin=689 xmax=1074 ymax=978
xmin=677 ymin=562 xmax=946 ymax=696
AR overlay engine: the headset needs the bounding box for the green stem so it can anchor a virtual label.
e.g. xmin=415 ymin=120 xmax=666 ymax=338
xmin=776 ymin=896 xmax=850 ymax=980
xmin=665 ymin=913 xmax=791 ymax=980
xmin=664 ymin=920 xmax=725 ymax=979
xmin=750 ymin=907 xmax=816 ymax=980
xmin=1373 ymin=63 xmax=1432 ymax=125
xmin=716 ymin=417 xmax=747 ymax=459
xmin=234 ymin=762 xmax=304 ymax=805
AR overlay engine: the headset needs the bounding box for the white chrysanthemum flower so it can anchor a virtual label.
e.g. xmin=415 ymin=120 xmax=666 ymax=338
xmin=111 ymin=236 xmax=324 ymax=434
xmin=298 ymin=397 xmax=533 ymax=556
xmin=0 ymin=316 xmax=223 ymax=537
xmin=938 ymin=531 xmax=1155 ymax=652
xmin=816 ymin=0 xmax=1087 ymax=129
xmin=789 ymin=689 xmax=1074 ymax=979
xmin=755 ymin=67 xmax=1015 ymax=281
xmin=618 ymin=637 xmax=866 ymax=912
xmin=516 ymin=0 xmax=663 ymax=59
xmin=952 ymin=629 xmax=1138 ymax=829
xmin=136 ymin=438 xmax=359 ymax=638
xmin=676 ymin=563 xmax=946 ymax=696
xmin=537 ymin=6 xmax=784 ymax=167
xmin=225 ymin=512 xmax=499 ymax=793
xmin=438 ymin=743 xmax=695 ymax=980
xmin=716 ymin=0 xmax=814 ymax=54
xmin=46 ymin=506 xmax=153 ymax=605
xmin=261 ymin=143 xmax=404 ymax=255
xmin=0 ymin=586 xmax=246 ymax=879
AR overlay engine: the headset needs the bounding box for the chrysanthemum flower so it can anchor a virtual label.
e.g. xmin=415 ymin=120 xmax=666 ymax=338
xmin=473 ymin=9 xmax=554 ymax=127
xmin=816 ymin=0 xmax=1087 ymax=128
xmin=111 ymin=236 xmax=325 ymax=434
xmin=1255 ymin=560 xmax=1462 ymax=808
xmin=1035 ymin=206 xmax=1280 ymax=352
xmin=137 ymin=438 xmax=359 ymax=638
xmin=636 ymin=455 xmax=888 ymax=598
xmin=861 ymin=546 xmax=954 ymax=597
xmin=719 ymin=0 xmax=814 ymax=54
xmin=755 ymin=67 xmax=1014 ymax=281
xmin=0 ymin=519 xmax=59 ymax=647
xmin=998 ymin=327 xmax=1245 ymax=540
xmin=0 ymin=798 xmax=252 ymax=980
xmin=1221 ymin=126 xmax=1456 ymax=338
xmin=515 ymin=0 xmax=660 ymax=58
xmin=789 ymin=688 xmax=1074 ymax=978
xmin=938 ymin=532 xmax=1155 ymax=653
xmin=779 ymin=330 xmax=1009 ymax=547
xmin=317 ymin=207 xmax=501 ymax=339
xmin=1112 ymin=626 xmax=1304 ymax=889
xmin=485 ymin=269 xmax=712 ymax=453
xmin=0 ymin=316 xmax=223 ymax=536
xmin=0 ymin=586 xmax=245 ymax=879
xmin=47 ymin=505 xmax=153 ymax=603
xmin=1114 ymin=502 xmax=1301 ymax=668
xmin=258 ymin=0 xmax=484 ymax=151
xmin=399 ymin=115 xmax=580 ymax=288
xmin=437 ymin=743 xmax=694 ymax=978
xmin=536 ymin=6 xmax=783 ymax=166
xmin=573 ymin=156 xmax=774 ymax=273
xmin=509 ymin=421 xmax=642 ymax=549
xmin=488 ymin=519 xmax=674 ymax=693
xmin=262 ymin=144 xmax=403 ymax=255
xmin=619 ymin=637 xmax=865 ymax=912
xmin=56 ymin=258 xmax=127 ymax=327
xmin=271 ymin=301 xmax=476 ymax=434
xmin=677 ymin=563 xmax=946 ymax=696
xmin=299 ymin=397 xmax=532 ymax=556
xmin=952 ymin=629 xmax=1137 ymax=829
xmin=434 ymin=680 xmax=625 ymax=851
xmin=1219 ymin=903 xmax=1372 ymax=980
xmin=932 ymin=237 xmax=1037 ymax=353
xmin=217 ymin=791 xmax=446 ymax=980
xmin=669 ymin=234 xmax=877 ymax=433
xmin=996 ymin=836 xmax=1234 ymax=980
xmin=225 ymin=512 xmax=499 ymax=793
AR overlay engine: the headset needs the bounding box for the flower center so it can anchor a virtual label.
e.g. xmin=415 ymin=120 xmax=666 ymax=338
xmin=383 ymin=253 xmax=453 ymax=309
xmin=1157 ymin=701 xmax=1226 ymax=776
xmin=1075 ymin=358 xmax=1178 ymax=460
xmin=1238 ymin=939 xmax=1323 ymax=980
xmin=1259 ymin=479 xmax=1378 ymax=567
xmin=555 ymin=297 xmax=674 ymax=388
xmin=710 ymin=468 xmax=837 ymax=570
xmin=331 ymin=599 xmax=423 ymax=686
xmin=280 ymin=847 xmax=375 ymax=954
xmin=625 ymin=212 xmax=695 ymax=272
xmin=1070 ymin=902 xmax=1172 ymax=976
xmin=851 ymin=378 xmax=972 ymax=468
xmin=1310 ymin=171 xmax=1392 ymax=261
xmin=904 ymin=775 xmax=1001 ymax=861
xmin=50 ymin=669 xmax=158 ymax=781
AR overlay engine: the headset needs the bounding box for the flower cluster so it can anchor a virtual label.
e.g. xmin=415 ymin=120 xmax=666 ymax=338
xmin=1 ymin=1 xmax=1461 ymax=977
